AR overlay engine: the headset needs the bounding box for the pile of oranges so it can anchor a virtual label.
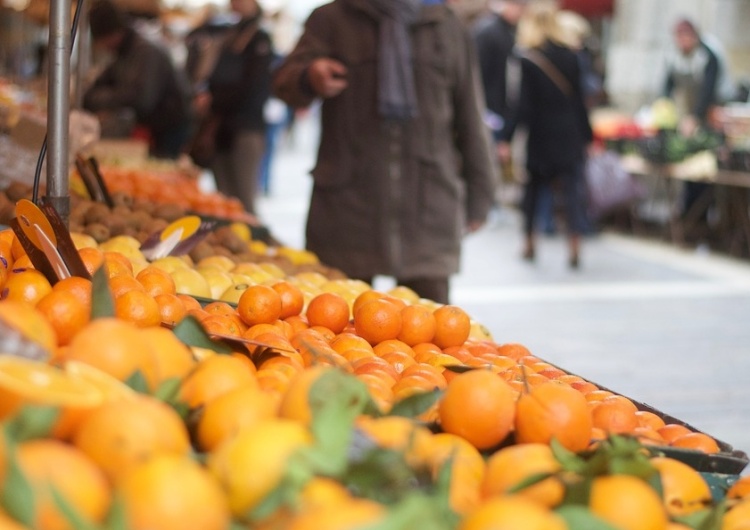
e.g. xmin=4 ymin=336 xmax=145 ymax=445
xmin=0 ymin=226 xmax=746 ymax=530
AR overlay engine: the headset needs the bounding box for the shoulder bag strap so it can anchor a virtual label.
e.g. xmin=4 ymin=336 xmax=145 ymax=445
xmin=523 ymin=49 xmax=573 ymax=98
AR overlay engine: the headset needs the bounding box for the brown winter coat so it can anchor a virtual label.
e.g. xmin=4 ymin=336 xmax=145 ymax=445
xmin=272 ymin=0 xmax=495 ymax=280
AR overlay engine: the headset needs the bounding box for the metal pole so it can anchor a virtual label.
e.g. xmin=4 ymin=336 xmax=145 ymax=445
xmin=46 ymin=0 xmax=71 ymax=225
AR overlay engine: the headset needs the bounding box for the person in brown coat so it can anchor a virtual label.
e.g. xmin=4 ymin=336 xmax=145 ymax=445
xmin=272 ymin=0 xmax=495 ymax=304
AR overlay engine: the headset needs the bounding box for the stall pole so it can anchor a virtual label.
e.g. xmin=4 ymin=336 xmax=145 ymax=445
xmin=46 ymin=0 xmax=71 ymax=224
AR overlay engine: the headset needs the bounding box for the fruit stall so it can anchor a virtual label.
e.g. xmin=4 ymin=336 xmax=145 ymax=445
xmin=0 ymin=9 xmax=749 ymax=530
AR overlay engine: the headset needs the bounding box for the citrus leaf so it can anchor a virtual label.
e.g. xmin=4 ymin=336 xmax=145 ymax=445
xmin=555 ymin=505 xmax=620 ymax=530
xmin=90 ymin=266 xmax=115 ymax=319
xmin=362 ymin=493 xmax=454 ymax=530
xmin=562 ymin=474 xmax=593 ymax=506
xmin=442 ymin=365 xmax=475 ymax=374
xmin=51 ymin=486 xmax=101 ymax=530
xmin=123 ymin=370 xmax=149 ymax=394
xmin=1 ymin=438 xmax=35 ymax=527
xmin=342 ymin=446 xmax=429 ymax=504
xmin=389 ymin=389 xmax=443 ymax=419
xmin=305 ymin=370 xmax=371 ymax=476
xmin=171 ymin=316 xmax=232 ymax=354
xmin=675 ymin=501 xmax=726 ymax=530
xmin=102 ymin=494 xmax=128 ymax=530
xmin=550 ymin=437 xmax=588 ymax=474
xmin=507 ymin=471 xmax=555 ymax=494
xmin=153 ymin=377 xmax=182 ymax=402
xmin=3 ymin=405 xmax=59 ymax=442
xmin=247 ymin=449 xmax=312 ymax=522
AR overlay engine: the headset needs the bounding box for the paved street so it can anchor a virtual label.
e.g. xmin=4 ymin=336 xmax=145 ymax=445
xmin=250 ymin=113 xmax=750 ymax=463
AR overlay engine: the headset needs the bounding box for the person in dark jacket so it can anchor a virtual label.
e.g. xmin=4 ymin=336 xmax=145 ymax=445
xmin=472 ymin=0 xmax=527 ymax=142
xmin=83 ymin=0 xmax=192 ymax=159
xmin=204 ymin=0 xmax=273 ymax=215
xmin=499 ymin=0 xmax=593 ymax=268
xmin=273 ymin=0 xmax=495 ymax=304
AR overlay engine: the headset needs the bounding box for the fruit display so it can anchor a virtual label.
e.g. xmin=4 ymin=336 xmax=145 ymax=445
xmin=0 ymin=218 xmax=747 ymax=530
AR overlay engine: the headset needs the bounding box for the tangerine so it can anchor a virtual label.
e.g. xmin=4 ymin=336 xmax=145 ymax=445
xmin=237 ymin=284 xmax=282 ymax=326
xmin=353 ymin=298 xmax=402 ymax=345
xmin=432 ymin=305 xmax=471 ymax=349
xmin=305 ymin=292 xmax=350 ymax=334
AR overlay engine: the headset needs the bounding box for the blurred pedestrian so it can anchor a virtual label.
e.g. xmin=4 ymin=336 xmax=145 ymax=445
xmin=663 ymin=17 xmax=725 ymax=221
xmin=498 ymin=0 xmax=593 ymax=269
xmin=273 ymin=0 xmax=496 ymax=304
xmin=204 ymin=0 xmax=273 ymax=215
xmin=83 ymin=0 xmax=193 ymax=159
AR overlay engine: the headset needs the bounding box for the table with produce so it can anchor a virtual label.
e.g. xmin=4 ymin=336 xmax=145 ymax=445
xmin=0 ymin=109 xmax=748 ymax=530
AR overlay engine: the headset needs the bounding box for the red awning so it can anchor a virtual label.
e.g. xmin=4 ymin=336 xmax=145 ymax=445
xmin=560 ymin=0 xmax=615 ymax=17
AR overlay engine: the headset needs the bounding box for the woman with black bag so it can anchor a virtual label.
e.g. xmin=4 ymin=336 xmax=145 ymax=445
xmin=498 ymin=0 xmax=593 ymax=269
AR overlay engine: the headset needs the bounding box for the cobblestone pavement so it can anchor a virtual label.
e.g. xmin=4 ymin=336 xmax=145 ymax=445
xmin=251 ymin=114 xmax=750 ymax=464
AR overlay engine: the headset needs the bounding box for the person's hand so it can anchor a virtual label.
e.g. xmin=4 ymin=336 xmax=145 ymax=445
xmin=308 ymin=58 xmax=348 ymax=98
xmin=496 ymin=141 xmax=512 ymax=165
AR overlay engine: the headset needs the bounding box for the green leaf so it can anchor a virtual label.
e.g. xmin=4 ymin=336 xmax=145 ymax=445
xmin=1 ymin=437 xmax=35 ymax=527
xmin=507 ymin=471 xmax=555 ymax=494
xmin=102 ymin=494 xmax=129 ymax=530
xmin=247 ymin=449 xmax=312 ymax=522
xmin=123 ymin=370 xmax=150 ymax=394
xmin=550 ymin=437 xmax=588 ymax=474
xmin=90 ymin=266 xmax=115 ymax=319
xmin=555 ymin=505 xmax=621 ymax=530
xmin=3 ymin=405 xmax=59 ymax=442
xmin=171 ymin=316 xmax=232 ymax=354
xmin=153 ymin=377 xmax=182 ymax=402
xmin=674 ymin=500 xmax=726 ymax=530
xmin=362 ymin=493 xmax=454 ymax=530
xmin=342 ymin=446 xmax=429 ymax=505
xmin=388 ymin=389 xmax=443 ymax=419
xmin=51 ymin=486 xmax=101 ymax=530
xmin=562 ymin=474 xmax=593 ymax=506
xmin=305 ymin=370 xmax=371 ymax=476
xmin=442 ymin=365 xmax=475 ymax=374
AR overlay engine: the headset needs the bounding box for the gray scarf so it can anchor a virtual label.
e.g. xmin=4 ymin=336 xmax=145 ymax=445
xmin=370 ymin=0 xmax=422 ymax=120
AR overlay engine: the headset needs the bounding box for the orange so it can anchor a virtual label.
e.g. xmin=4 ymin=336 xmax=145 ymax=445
xmin=207 ymin=418 xmax=313 ymax=516
xmin=63 ymin=360 xmax=138 ymax=403
xmin=515 ymin=380 xmax=594 ymax=452
xmin=397 ymin=304 xmax=437 ymax=346
xmin=650 ymin=457 xmax=712 ymax=517
xmin=139 ymin=326 xmax=197 ymax=390
xmin=286 ymin=498 xmax=385 ymax=530
xmin=65 ymin=318 xmax=152 ymax=382
xmin=154 ymin=293 xmax=188 ymax=325
xmin=481 ymin=443 xmax=564 ymax=508
xmin=438 ymin=369 xmax=516 ymax=450
xmin=407 ymin=432 xmax=486 ymax=514
xmin=0 ymin=239 xmax=15 ymax=270
xmin=78 ymin=247 xmax=104 ymax=275
xmin=35 ymin=289 xmax=91 ymax=346
xmin=8 ymin=439 xmax=110 ymax=530
xmin=136 ymin=266 xmax=177 ymax=297
xmin=51 ymin=276 xmax=93 ymax=304
xmin=330 ymin=332 xmax=374 ymax=355
xmin=353 ymin=298 xmax=402 ymax=345
xmin=495 ymin=342 xmax=533 ymax=360
xmin=0 ymin=356 xmax=103 ymax=429
xmin=589 ymin=474 xmax=668 ymax=530
xmin=670 ymin=432 xmax=720 ymax=454
xmin=657 ymin=424 xmax=693 ymax=443
xmin=354 ymin=415 xmax=431 ymax=452
xmin=723 ymin=500 xmax=750 ymax=530
xmin=0 ymin=299 xmax=57 ymax=352
xmin=305 ymin=292 xmax=350 ymax=334
xmin=727 ymin=475 xmax=750 ymax=500
xmin=0 ymin=509 xmax=27 ymax=530
xmin=373 ymin=338 xmax=415 ymax=358
xmin=459 ymin=495 xmax=566 ymax=530
xmin=278 ymin=365 xmax=331 ymax=426
xmin=177 ymin=353 xmax=258 ymax=409
xmin=1 ymin=268 xmax=52 ymax=305
xmin=237 ymin=284 xmax=282 ymax=326
xmin=272 ymin=281 xmax=305 ymax=319
xmin=177 ymin=293 xmax=202 ymax=312
xmin=635 ymin=410 xmax=667 ymax=431
xmin=432 ymin=305 xmax=471 ymax=349
xmin=72 ymin=395 xmax=191 ymax=482
xmin=118 ymin=455 xmax=230 ymax=530
xmin=107 ymin=274 xmax=145 ymax=298
xmin=196 ymin=385 xmax=277 ymax=452
xmin=591 ymin=396 xmax=639 ymax=435
xmin=351 ymin=289 xmax=388 ymax=317
xmin=399 ymin=363 xmax=448 ymax=389
xmin=202 ymin=314 xmax=244 ymax=337
xmin=102 ymin=251 xmax=133 ymax=278
xmin=114 ymin=289 xmax=161 ymax=328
